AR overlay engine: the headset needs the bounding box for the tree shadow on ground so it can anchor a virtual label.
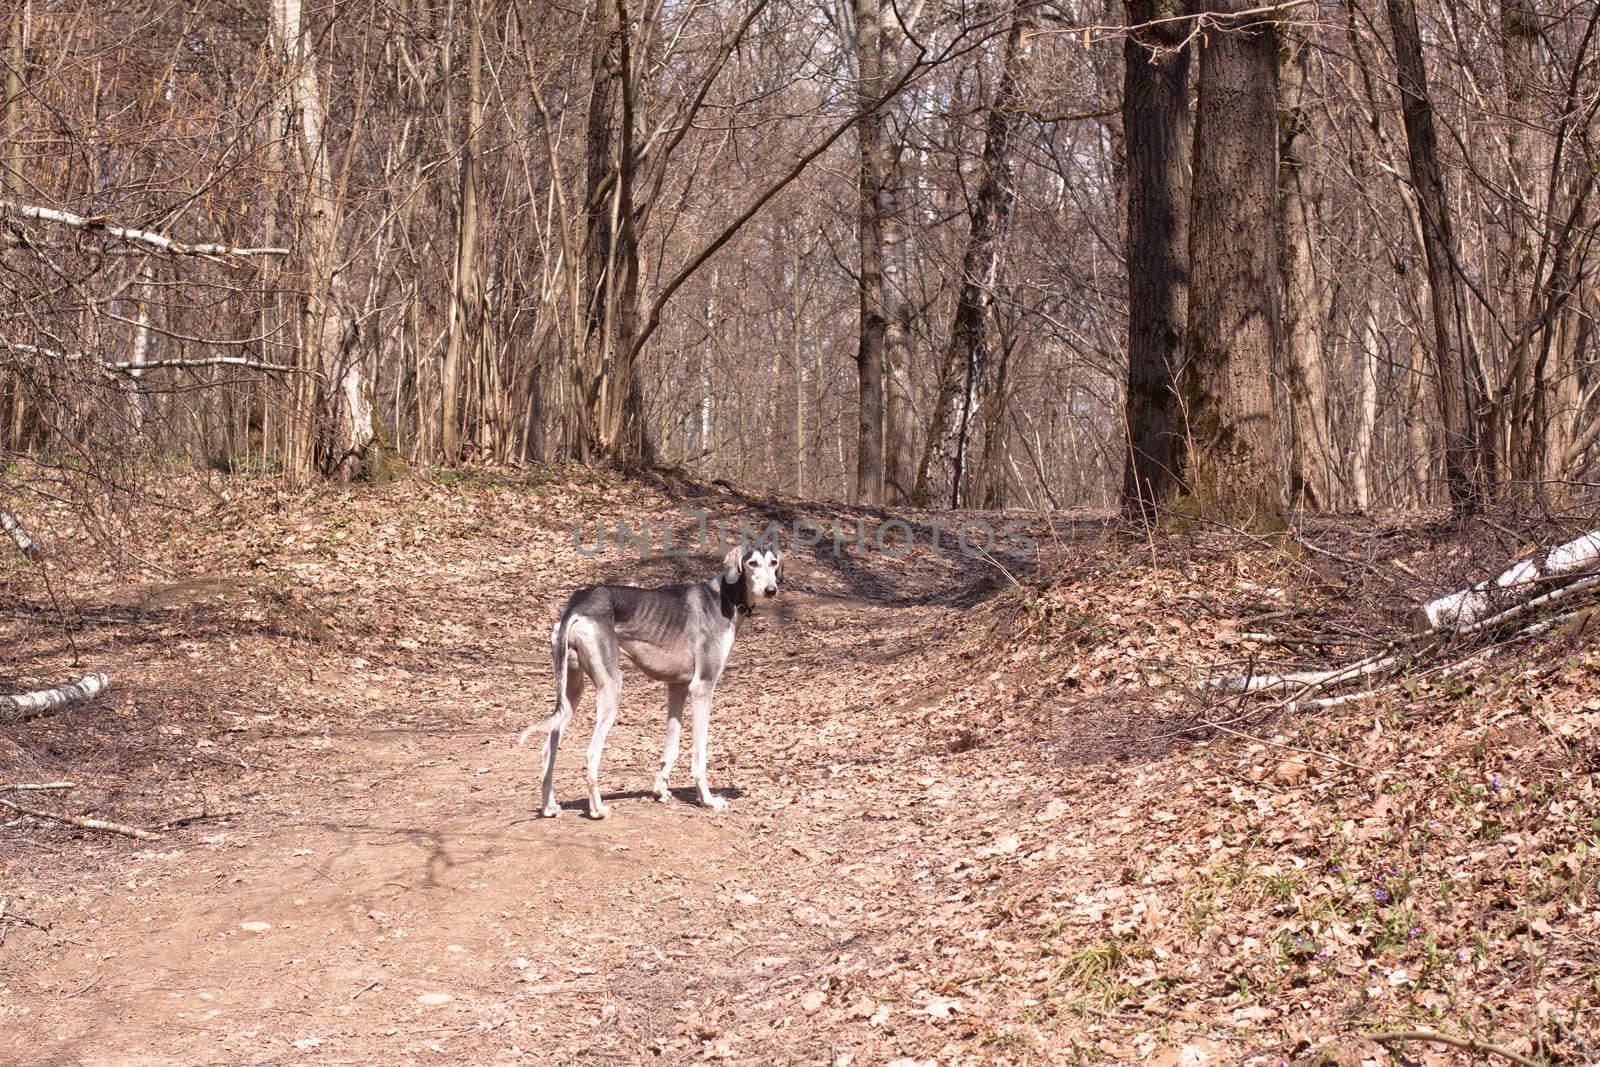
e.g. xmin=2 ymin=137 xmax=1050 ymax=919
xmin=578 ymin=471 xmax=1114 ymax=609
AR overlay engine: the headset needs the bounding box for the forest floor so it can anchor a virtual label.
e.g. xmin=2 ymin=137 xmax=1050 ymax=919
xmin=2 ymin=467 xmax=1598 ymax=1066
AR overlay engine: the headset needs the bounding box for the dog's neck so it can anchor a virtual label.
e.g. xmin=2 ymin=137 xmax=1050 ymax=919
xmin=715 ymin=571 xmax=752 ymax=620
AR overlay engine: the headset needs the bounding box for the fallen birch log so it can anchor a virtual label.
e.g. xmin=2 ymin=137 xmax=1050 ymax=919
xmin=1452 ymin=572 xmax=1600 ymax=638
xmin=0 ymin=673 xmax=109 ymax=723
xmin=0 ymin=508 xmax=41 ymax=560
xmin=1419 ymin=529 xmax=1600 ymax=630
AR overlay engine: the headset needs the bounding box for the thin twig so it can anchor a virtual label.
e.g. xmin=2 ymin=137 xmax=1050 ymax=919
xmin=157 ymin=810 xmax=239 ymax=831
xmin=1195 ymin=719 xmax=1373 ymax=772
xmin=1372 ymin=1029 xmax=1546 ymax=1067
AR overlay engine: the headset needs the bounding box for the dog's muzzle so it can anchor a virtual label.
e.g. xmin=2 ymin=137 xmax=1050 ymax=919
xmin=762 ymin=586 xmax=777 ymax=597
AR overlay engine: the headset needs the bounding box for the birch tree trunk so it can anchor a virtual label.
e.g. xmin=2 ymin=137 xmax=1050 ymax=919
xmin=1352 ymin=306 xmax=1380 ymax=510
xmin=915 ymin=2 xmax=1034 ymax=508
xmin=271 ymin=0 xmax=374 ymax=482
xmin=882 ymin=175 xmax=917 ymax=506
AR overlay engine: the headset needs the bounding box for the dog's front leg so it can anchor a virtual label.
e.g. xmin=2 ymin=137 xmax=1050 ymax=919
xmin=687 ymin=680 xmax=726 ymax=811
xmin=653 ymin=683 xmax=688 ymax=802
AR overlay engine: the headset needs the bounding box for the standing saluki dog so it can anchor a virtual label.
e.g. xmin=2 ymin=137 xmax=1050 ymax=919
xmin=519 ymin=542 xmax=782 ymax=818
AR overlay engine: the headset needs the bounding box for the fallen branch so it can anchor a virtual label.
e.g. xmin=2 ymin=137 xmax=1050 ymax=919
xmin=157 ymin=810 xmax=239 ymax=831
xmin=0 ymin=780 xmax=76 ymax=791
xmin=104 ymin=355 xmax=298 ymax=374
xmin=1420 ymin=529 xmax=1600 ymax=630
xmin=1372 ymin=1029 xmax=1546 ymax=1067
xmin=1 ymin=342 xmax=300 ymax=376
xmin=0 ymin=796 xmax=160 ymax=841
xmin=1206 ymin=534 xmax=1600 ymax=702
xmin=1293 ymin=647 xmax=1493 ymax=712
xmin=1207 ymin=649 xmax=1399 ymax=695
xmin=1 ymin=508 xmax=41 ymax=560
xmin=0 ymin=673 xmax=109 ymax=723
xmin=1 ymin=200 xmax=289 ymax=258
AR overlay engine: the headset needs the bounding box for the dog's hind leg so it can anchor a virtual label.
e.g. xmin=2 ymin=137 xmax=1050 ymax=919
xmin=585 ymin=674 xmax=620 ymax=819
xmin=540 ymin=664 xmax=582 ymax=817
xmin=652 ymin=683 xmax=688 ymax=802
xmin=583 ymin=626 xmax=623 ymax=820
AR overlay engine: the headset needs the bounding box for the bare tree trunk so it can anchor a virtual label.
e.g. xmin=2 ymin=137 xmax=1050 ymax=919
xmin=1352 ymin=306 xmax=1380 ymax=510
xmin=882 ymin=175 xmax=916 ymax=505
xmin=1497 ymin=0 xmax=1544 ymax=494
xmin=1 ymin=4 xmax=26 ymax=452
xmin=1385 ymin=0 xmax=1489 ymax=513
xmin=1118 ymin=0 xmax=1191 ymax=520
xmin=792 ymin=243 xmax=806 ymax=496
xmin=1277 ymin=24 xmax=1334 ymax=510
xmin=272 ymin=0 xmax=373 ymax=482
xmin=1175 ymin=0 xmax=1284 ymax=529
xmin=441 ymin=0 xmax=483 ymax=465
xmin=915 ymin=2 xmax=1034 ymax=508
xmin=852 ymin=0 xmax=888 ymax=505
xmin=975 ymin=329 xmax=1015 ymax=508
xmin=1406 ymin=335 xmax=1432 ymax=506
xmin=576 ymin=0 xmax=651 ymax=466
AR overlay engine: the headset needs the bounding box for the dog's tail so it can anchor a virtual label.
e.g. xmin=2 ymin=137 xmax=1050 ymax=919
xmin=517 ymin=713 xmax=560 ymax=749
xmin=518 ymin=613 xmax=573 ymax=748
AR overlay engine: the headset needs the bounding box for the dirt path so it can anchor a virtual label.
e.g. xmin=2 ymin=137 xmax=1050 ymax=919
xmin=4 ymin=480 xmax=1096 ymax=1065
xmin=19 ymin=480 xmax=1590 ymax=1065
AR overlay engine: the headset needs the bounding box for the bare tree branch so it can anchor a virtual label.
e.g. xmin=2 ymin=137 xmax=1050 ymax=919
xmin=1 ymin=200 xmax=289 ymax=257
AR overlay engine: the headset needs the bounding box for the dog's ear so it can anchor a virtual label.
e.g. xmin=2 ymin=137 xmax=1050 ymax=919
xmin=721 ymin=543 xmax=746 ymax=585
xmin=774 ymin=549 xmax=784 ymax=586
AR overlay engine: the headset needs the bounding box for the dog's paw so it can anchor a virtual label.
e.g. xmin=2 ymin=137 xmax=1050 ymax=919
xmin=652 ymin=779 xmax=673 ymax=803
xmin=588 ymin=801 xmax=611 ymax=820
xmin=540 ymin=802 xmax=563 ymax=818
xmin=703 ymin=795 xmax=729 ymax=812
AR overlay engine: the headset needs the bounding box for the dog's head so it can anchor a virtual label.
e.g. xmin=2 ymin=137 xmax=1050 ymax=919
xmin=721 ymin=541 xmax=783 ymax=607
